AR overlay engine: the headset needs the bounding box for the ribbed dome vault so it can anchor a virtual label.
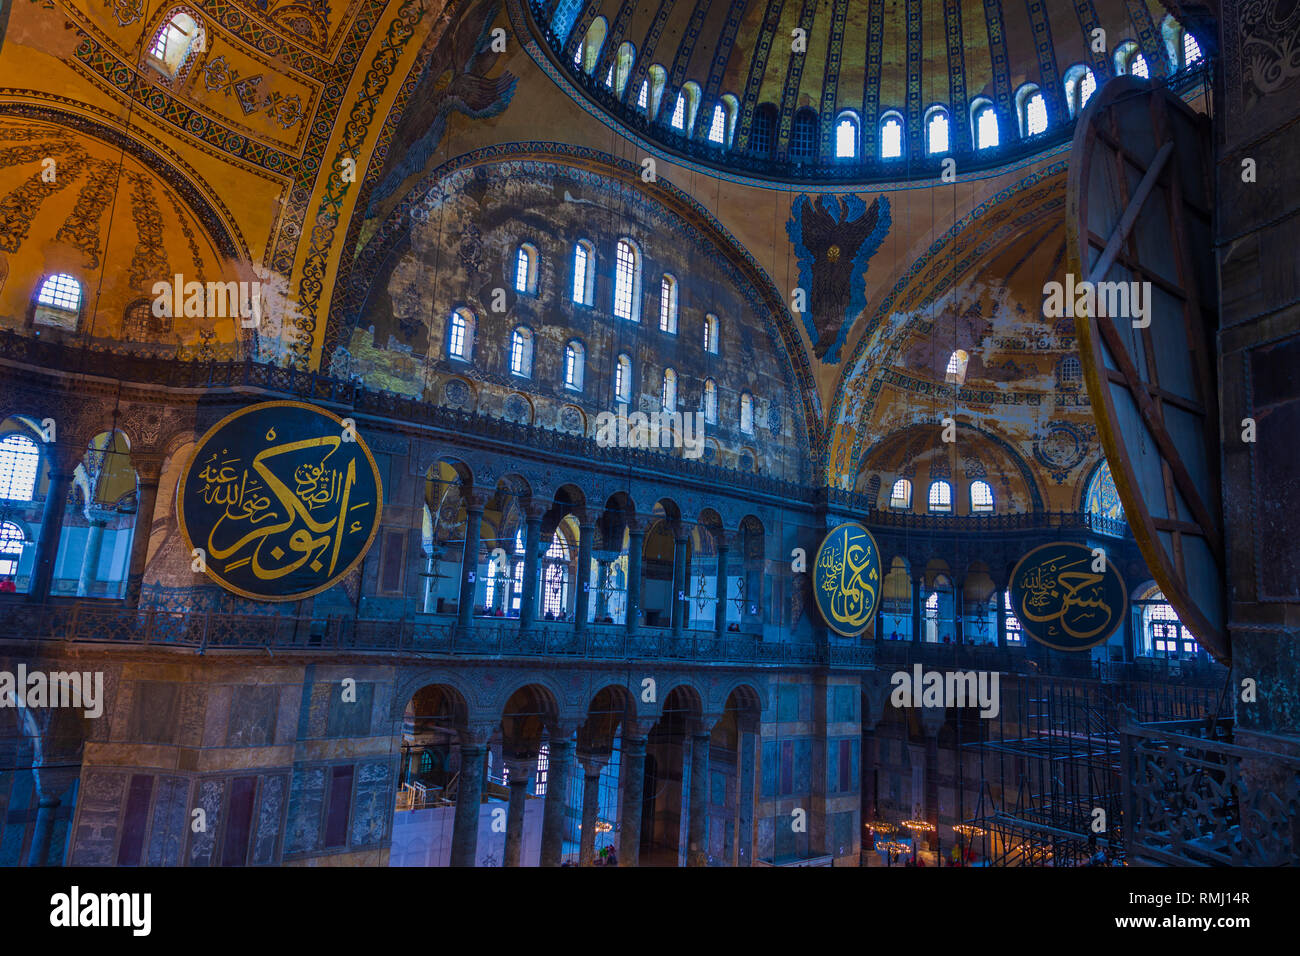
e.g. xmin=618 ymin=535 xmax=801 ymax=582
xmin=523 ymin=0 xmax=1207 ymax=183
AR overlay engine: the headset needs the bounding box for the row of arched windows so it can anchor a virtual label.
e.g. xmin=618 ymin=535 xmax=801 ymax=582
xmin=512 ymin=239 xmax=722 ymax=351
xmin=561 ymin=12 xmax=1203 ymax=164
xmin=446 ymin=310 xmax=759 ymax=433
xmin=888 ymin=478 xmax=995 ymax=514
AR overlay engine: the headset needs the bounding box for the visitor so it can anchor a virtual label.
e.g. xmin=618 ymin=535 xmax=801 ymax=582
xmin=0 ymin=576 xmax=15 ymax=594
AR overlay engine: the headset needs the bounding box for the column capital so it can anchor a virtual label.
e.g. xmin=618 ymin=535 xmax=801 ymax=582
xmin=458 ymin=721 xmax=497 ymax=748
xmin=131 ymin=453 xmax=166 ymax=484
xmin=504 ymin=754 xmax=536 ymax=781
xmin=576 ymin=750 xmax=610 ymax=773
xmin=546 ymin=719 xmax=581 ymax=741
xmin=523 ymin=500 xmax=549 ymax=522
xmin=462 ymin=492 xmax=488 ymax=512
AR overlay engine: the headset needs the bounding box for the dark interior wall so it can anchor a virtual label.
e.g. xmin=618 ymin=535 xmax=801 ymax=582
xmin=1215 ymin=0 xmax=1300 ymax=738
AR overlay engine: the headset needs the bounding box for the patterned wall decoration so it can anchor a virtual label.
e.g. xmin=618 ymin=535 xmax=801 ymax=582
xmin=1032 ymin=420 xmax=1088 ymax=483
xmin=785 ymin=192 xmax=892 ymax=363
xmin=1025 ymin=0 xmax=1065 ymax=122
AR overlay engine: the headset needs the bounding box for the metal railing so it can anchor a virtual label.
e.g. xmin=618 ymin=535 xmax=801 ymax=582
xmin=0 ymin=600 xmax=874 ymax=668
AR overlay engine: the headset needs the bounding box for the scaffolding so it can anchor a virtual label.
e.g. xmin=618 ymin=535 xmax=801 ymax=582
xmin=962 ymin=666 xmax=1231 ymax=866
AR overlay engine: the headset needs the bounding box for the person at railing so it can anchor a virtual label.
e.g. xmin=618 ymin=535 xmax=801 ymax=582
xmin=0 ymin=576 xmax=14 ymax=594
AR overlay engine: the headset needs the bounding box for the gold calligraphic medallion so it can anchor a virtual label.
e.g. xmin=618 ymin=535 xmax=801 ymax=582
xmin=813 ymin=522 xmax=882 ymax=637
xmin=177 ymin=401 xmax=384 ymax=602
xmin=1008 ymin=541 xmax=1127 ymax=652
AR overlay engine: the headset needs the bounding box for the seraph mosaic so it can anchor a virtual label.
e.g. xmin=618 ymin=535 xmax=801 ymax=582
xmin=786 ymin=193 xmax=892 ymax=363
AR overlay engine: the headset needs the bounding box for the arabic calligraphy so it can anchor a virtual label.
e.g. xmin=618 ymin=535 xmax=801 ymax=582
xmin=178 ymin=402 xmax=383 ymax=601
xmin=813 ymin=522 xmax=882 ymax=637
xmin=1009 ymin=542 xmax=1127 ymax=651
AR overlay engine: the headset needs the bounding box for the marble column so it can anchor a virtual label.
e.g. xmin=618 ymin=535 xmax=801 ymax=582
xmin=457 ymin=500 xmax=484 ymax=629
xmin=123 ymin=459 xmax=161 ymax=608
xmin=26 ymin=792 xmax=60 ymax=866
xmin=574 ymin=521 xmax=595 ymax=631
xmin=997 ymin=586 xmax=1008 ymax=647
xmin=625 ymin=527 xmax=644 ymax=635
xmin=618 ymin=734 xmax=648 ymax=866
xmin=28 ymin=463 xmax=73 ymax=603
xmin=736 ymin=728 xmax=756 ymax=866
xmin=671 ymin=534 xmax=689 ymax=635
xmin=450 ymin=727 xmax=491 ymax=867
xmin=518 ymin=507 xmax=545 ymax=628
xmin=593 ymin=556 xmax=612 ymax=620
xmin=577 ymin=752 xmax=607 ymax=866
xmin=76 ymin=517 xmax=107 ymax=597
xmin=714 ymin=542 xmax=729 ymax=635
xmin=540 ymin=729 xmax=575 ymax=866
xmin=911 ymin=575 xmax=923 ymax=642
xmin=925 ymin=735 xmax=940 ymax=850
xmin=503 ymin=755 xmax=533 ymax=867
xmin=687 ymin=730 xmax=711 ymax=866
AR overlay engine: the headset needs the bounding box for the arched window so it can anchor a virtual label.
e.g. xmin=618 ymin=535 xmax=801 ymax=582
xmin=970 ymin=480 xmax=994 ymax=513
xmin=1115 ymin=40 xmax=1148 ymax=78
xmin=708 ymin=103 xmax=727 ymax=143
xmin=945 ymin=349 xmax=969 ymax=385
xmin=564 ymin=340 xmax=585 ymax=391
xmin=1017 ymin=84 xmax=1048 ymax=137
xmin=703 ymin=313 xmax=719 ymax=354
xmin=790 ymin=109 xmax=818 ymax=161
xmin=751 ymin=104 xmax=777 ymax=157
xmin=703 ymin=379 xmax=718 ymax=423
xmin=739 ymin=392 xmax=754 ymax=434
xmin=0 ymin=433 xmax=40 ymax=501
xmin=1004 ymin=589 xmax=1023 ymax=642
xmin=123 ymin=297 xmax=171 ymax=341
xmin=1183 ymin=31 xmax=1203 ymax=67
xmin=509 ymin=327 xmax=533 ymax=378
xmin=889 ymin=478 xmax=912 ymax=510
xmin=1057 ymin=355 xmax=1082 ymax=386
xmin=924 ymin=106 xmax=950 ymax=155
xmin=447 ymin=308 xmax=474 ymax=360
xmin=1139 ymin=587 xmax=1200 ymax=658
xmin=541 ymin=534 xmax=571 ymax=618
xmin=572 ymin=240 xmax=595 ymax=306
xmin=928 ymin=480 xmax=953 ymax=512
xmin=147 ymin=10 xmax=204 ymax=78
xmin=613 ymin=238 xmax=641 ymax=322
xmin=658 ymin=274 xmax=678 ymax=333
xmin=880 ymin=112 xmax=904 ymax=159
xmin=670 ymin=91 xmax=688 ymax=129
xmin=578 ymin=17 xmax=607 ymax=73
xmin=614 ymin=353 xmax=632 ymax=403
xmin=643 ymin=65 xmax=667 ymax=118
xmin=972 ymin=100 xmax=999 ymax=149
xmin=667 ymin=82 xmax=699 ymax=132
xmin=1063 ymin=65 xmax=1097 ymax=116
xmin=1085 ymin=461 xmax=1126 ymax=535
xmin=661 ymin=368 xmax=677 ymax=411
xmin=514 ymin=242 xmax=538 ymax=295
xmin=34 ymin=273 xmax=83 ymax=331
xmin=0 ymin=522 xmax=23 ymax=578
xmin=614 ymin=42 xmax=635 ymax=96
xmin=835 ymin=111 xmax=859 ymax=159
xmin=719 ymin=94 xmax=739 ymax=146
